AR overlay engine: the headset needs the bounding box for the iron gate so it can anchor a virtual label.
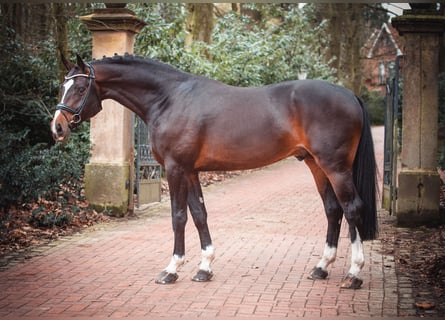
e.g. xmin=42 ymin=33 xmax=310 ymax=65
xmin=382 ymin=55 xmax=402 ymax=214
xmin=135 ymin=116 xmax=162 ymax=207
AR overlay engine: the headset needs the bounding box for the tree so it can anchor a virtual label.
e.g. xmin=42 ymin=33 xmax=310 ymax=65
xmin=132 ymin=3 xmax=335 ymax=86
xmin=52 ymin=3 xmax=69 ymax=82
xmin=0 ymin=3 xmax=94 ymax=82
xmin=0 ymin=3 xmax=51 ymax=45
xmin=185 ymin=3 xmax=214 ymax=47
xmin=306 ymin=3 xmax=389 ymax=94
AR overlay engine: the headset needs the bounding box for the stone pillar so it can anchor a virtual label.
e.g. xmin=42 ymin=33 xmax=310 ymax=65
xmin=392 ymin=5 xmax=445 ymax=226
xmin=80 ymin=4 xmax=145 ymax=216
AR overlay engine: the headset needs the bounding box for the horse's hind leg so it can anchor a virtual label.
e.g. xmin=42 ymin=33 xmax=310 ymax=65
xmin=305 ymin=158 xmax=343 ymax=280
xmin=187 ymin=172 xmax=215 ymax=282
xmin=327 ymin=170 xmax=365 ymax=289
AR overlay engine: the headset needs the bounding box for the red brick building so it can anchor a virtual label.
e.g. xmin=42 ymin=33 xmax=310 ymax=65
xmin=361 ymin=23 xmax=403 ymax=95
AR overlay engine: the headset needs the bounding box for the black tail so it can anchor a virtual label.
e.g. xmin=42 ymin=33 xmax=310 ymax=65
xmin=353 ymin=97 xmax=378 ymax=241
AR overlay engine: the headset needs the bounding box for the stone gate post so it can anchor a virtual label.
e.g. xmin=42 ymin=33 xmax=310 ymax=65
xmin=80 ymin=4 xmax=145 ymax=216
xmin=392 ymin=4 xmax=445 ymax=226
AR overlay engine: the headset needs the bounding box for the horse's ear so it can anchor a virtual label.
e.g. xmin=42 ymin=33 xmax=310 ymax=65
xmin=76 ymin=54 xmax=86 ymax=72
xmin=61 ymin=53 xmax=75 ymax=71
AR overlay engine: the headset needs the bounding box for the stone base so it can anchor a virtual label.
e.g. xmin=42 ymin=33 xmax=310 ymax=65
xmin=85 ymin=162 xmax=130 ymax=217
xmin=382 ymin=184 xmax=394 ymax=213
xmin=138 ymin=179 xmax=161 ymax=205
xmin=396 ymin=170 xmax=441 ymax=226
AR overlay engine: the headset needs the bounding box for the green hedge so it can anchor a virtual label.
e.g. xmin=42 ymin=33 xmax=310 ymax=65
xmin=0 ymin=27 xmax=91 ymax=212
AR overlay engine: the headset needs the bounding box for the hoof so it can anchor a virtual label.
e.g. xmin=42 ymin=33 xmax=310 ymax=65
xmin=308 ymin=267 xmax=328 ymax=280
xmin=340 ymin=274 xmax=363 ymax=289
xmin=192 ymin=269 xmax=213 ymax=282
xmin=155 ymin=270 xmax=179 ymax=284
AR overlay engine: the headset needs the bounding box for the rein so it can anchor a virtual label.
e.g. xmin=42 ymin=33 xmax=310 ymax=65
xmin=56 ymin=63 xmax=95 ymax=129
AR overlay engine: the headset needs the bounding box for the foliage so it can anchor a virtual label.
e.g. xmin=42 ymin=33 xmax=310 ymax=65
xmin=131 ymin=3 xmax=336 ymax=87
xmin=31 ymin=202 xmax=74 ymax=228
xmin=65 ymin=3 xmax=103 ymax=61
xmin=303 ymin=3 xmax=389 ymax=93
xmin=0 ymin=25 xmax=91 ymax=212
xmin=360 ymin=87 xmax=385 ymax=126
xmin=130 ymin=3 xmax=189 ymax=66
xmin=0 ymin=28 xmax=58 ymax=145
xmin=0 ymin=125 xmax=90 ymax=208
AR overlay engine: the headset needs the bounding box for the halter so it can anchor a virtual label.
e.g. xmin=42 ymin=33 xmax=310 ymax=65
xmin=56 ymin=63 xmax=95 ymax=128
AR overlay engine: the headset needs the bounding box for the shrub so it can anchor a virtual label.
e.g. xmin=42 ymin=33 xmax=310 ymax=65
xmin=0 ymin=124 xmax=90 ymax=210
xmin=132 ymin=4 xmax=336 ymax=87
xmin=360 ymin=87 xmax=385 ymax=126
xmin=0 ymin=27 xmax=91 ymax=212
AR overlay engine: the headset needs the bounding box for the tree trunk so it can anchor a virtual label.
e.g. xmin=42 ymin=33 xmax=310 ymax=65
xmin=1 ymin=4 xmax=29 ymax=40
xmin=326 ymin=3 xmax=341 ymax=74
xmin=52 ymin=3 xmax=69 ymax=83
xmin=350 ymin=4 xmax=365 ymax=94
xmin=325 ymin=3 xmax=364 ymax=93
xmin=1 ymin=3 xmax=52 ymax=47
xmin=185 ymin=3 xmax=214 ymax=47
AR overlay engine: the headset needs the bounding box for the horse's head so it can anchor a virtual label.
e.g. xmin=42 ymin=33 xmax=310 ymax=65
xmin=51 ymin=54 xmax=102 ymax=142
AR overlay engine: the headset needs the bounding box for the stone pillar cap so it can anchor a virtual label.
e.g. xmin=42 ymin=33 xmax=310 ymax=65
xmin=80 ymin=8 xmax=146 ymax=34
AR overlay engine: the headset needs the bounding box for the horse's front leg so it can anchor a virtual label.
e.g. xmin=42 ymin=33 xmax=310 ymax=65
xmin=156 ymin=165 xmax=188 ymax=285
xmin=187 ymin=172 xmax=215 ymax=282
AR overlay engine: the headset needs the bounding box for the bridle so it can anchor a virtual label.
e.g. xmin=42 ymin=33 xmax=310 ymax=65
xmin=56 ymin=63 xmax=96 ymax=129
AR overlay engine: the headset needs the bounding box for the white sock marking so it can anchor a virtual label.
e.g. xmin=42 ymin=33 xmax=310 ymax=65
xmin=165 ymin=254 xmax=185 ymax=274
xmin=316 ymin=243 xmax=337 ymax=270
xmin=199 ymin=245 xmax=215 ymax=272
xmin=348 ymin=229 xmax=364 ymax=276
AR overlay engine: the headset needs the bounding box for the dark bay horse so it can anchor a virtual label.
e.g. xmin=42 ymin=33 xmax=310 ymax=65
xmin=51 ymin=54 xmax=377 ymax=289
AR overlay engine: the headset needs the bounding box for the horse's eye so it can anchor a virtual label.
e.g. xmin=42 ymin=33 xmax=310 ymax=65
xmin=78 ymin=86 xmax=86 ymax=94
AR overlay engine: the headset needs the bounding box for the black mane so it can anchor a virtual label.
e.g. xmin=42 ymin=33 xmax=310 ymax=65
xmin=91 ymin=53 xmax=189 ymax=78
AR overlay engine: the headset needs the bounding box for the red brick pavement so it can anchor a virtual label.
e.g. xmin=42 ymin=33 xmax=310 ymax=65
xmin=0 ymin=127 xmax=407 ymax=318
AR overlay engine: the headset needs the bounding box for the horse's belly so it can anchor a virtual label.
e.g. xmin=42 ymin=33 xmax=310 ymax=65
xmin=194 ymin=155 xmax=287 ymax=171
xmin=194 ymin=137 xmax=298 ymax=171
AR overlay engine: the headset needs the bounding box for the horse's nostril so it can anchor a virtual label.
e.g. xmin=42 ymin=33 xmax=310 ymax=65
xmin=56 ymin=123 xmax=63 ymax=135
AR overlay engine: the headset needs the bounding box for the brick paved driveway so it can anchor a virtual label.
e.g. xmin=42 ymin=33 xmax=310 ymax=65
xmin=0 ymin=127 xmax=406 ymax=318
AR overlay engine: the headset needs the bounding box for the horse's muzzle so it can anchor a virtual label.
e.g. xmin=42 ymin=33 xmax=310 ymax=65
xmin=53 ymin=123 xmax=64 ymax=141
xmin=51 ymin=115 xmax=70 ymax=142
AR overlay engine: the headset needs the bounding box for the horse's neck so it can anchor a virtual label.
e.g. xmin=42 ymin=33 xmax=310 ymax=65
xmin=93 ymin=61 xmax=184 ymax=123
